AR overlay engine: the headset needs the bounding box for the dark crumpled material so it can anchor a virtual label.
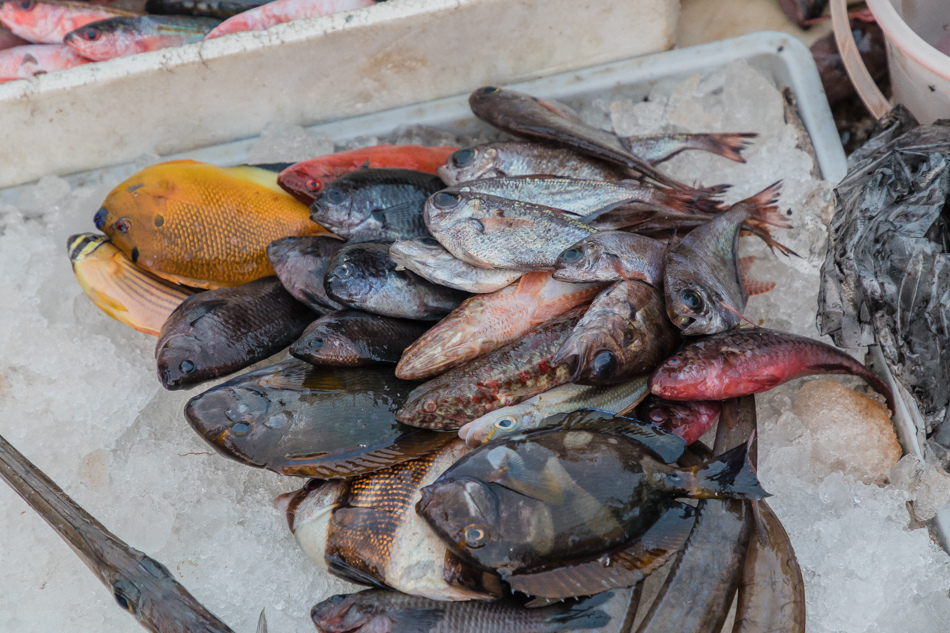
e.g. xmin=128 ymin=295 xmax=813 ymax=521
xmin=818 ymin=107 xmax=950 ymax=447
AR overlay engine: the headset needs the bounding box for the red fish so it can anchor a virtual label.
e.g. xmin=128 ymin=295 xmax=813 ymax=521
xmin=0 ymin=0 xmax=136 ymax=44
xmin=278 ymin=145 xmax=457 ymax=205
xmin=0 ymin=43 xmax=89 ymax=81
xmin=635 ymin=396 xmax=721 ymax=445
xmin=64 ymin=15 xmax=219 ymax=61
xmin=203 ymin=0 xmax=377 ymax=40
xmin=649 ymin=328 xmax=895 ymax=412
xmin=0 ymin=25 xmax=28 ymax=49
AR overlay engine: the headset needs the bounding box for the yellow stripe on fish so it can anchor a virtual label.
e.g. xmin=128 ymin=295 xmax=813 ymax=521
xmin=67 ymin=233 xmax=196 ymax=336
xmin=94 ymin=160 xmax=336 ymax=289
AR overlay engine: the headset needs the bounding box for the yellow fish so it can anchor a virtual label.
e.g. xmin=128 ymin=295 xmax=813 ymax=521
xmin=94 ymin=160 xmax=335 ymax=289
xmin=68 ymin=233 xmax=197 ymax=336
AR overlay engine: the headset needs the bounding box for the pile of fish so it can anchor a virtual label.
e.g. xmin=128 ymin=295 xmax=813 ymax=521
xmin=0 ymin=0 xmax=385 ymax=81
xmin=31 ymin=84 xmax=899 ymax=631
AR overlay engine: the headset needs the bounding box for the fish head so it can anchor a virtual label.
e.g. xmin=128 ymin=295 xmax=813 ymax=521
xmin=284 ymin=479 xmax=347 ymax=534
xmin=462 ymin=406 xmax=530 ymax=447
xmin=64 ymin=18 xmax=139 ymax=62
xmin=664 ymin=255 xmax=741 ymax=336
xmin=637 ymin=396 xmax=721 ymax=445
xmin=436 ymin=146 xmax=502 ymax=184
xmin=183 ymin=385 xmax=279 ymax=466
xmin=155 ymin=328 xmax=218 ymax=390
xmin=648 ymin=347 xmax=716 ymax=401
xmin=553 ymin=238 xmax=604 ymax=282
xmin=311 ymin=593 xmax=378 ymax=633
xmin=423 ymin=190 xmax=476 ymax=231
xmin=67 ymin=232 xmax=110 ymax=266
xmin=277 ymin=165 xmax=325 ymax=206
xmin=324 ymin=245 xmax=389 ymax=307
xmin=309 ymin=177 xmax=373 ymax=237
xmin=290 ymin=324 xmax=361 ymax=366
xmin=0 ymin=0 xmax=60 ymax=42
xmin=553 ymin=321 xmax=625 ymax=385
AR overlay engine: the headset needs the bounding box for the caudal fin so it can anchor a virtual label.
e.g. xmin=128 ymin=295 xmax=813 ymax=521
xmin=682 ymin=442 xmax=769 ymax=500
xmin=620 ymin=133 xmax=758 ymax=164
xmin=731 ymin=181 xmax=800 ymax=257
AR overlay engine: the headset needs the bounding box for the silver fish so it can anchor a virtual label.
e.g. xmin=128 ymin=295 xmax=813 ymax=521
xmin=388 ymin=236 xmax=523 ymax=293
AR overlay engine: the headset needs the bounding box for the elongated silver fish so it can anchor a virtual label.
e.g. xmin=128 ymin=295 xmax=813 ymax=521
xmin=0 ymin=433 xmax=235 ymax=633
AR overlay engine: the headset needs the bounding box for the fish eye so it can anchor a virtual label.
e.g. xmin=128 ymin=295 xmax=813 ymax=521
xmin=305 ymin=178 xmax=322 ymax=193
xmin=179 ymin=360 xmax=195 ymax=374
xmin=111 ymin=580 xmax=139 ymax=614
xmin=230 ymin=421 xmax=252 ymax=436
xmin=93 ymin=207 xmax=108 ymax=230
xmin=324 ymin=188 xmax=346 ymax=205
xmin=667 ymin=355 xmax=683 ymax=367
xmin=649 ymin=410 xmax=666 ymax=423
xmin=431 ymin=192 xmax=461 ymax=209
xmin=334 ymin=263 xmax=353 ymax=279
xmin=559 ymin=248 xmax=583 ymax=263
xmin=419 ymin=237 xmax=440 ymax=247
xmin=17 ymin=0 xmax=35 ymax=10
xmin=451 ymin=149 xmax=476 ymax=167
xmin=82 ymin=27 xmax=100 ymax=40
xmin=591 ymin=351 xmax=618 ymax=379
xmin=480 ymin=86 xmax=500 ymax=95
xmin=494 ymin=416 xmax=517 ymax=430
xmin=680 ymin=289 xmax=704 ymax=312
xmin=114 ymin=217 xmax=132 ymax=234
xmin=464 ymin=525 xmax=488 ymax=547
xmin=423 ymin=400 xmax=437 ymax=413
xmin=308 ymin=337 xmax=324 ymax=350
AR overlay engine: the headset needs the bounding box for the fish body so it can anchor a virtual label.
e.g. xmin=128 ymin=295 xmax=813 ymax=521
xmin=310 ymin=589 xmax=619 ymax=633
xmin=67 ymin=233 xmax=196 ymax=336
xmin=0 ymin=433 xmax=235 ymax=633
xmin=155 ymin=276 xmax=314 ymax=389
xmin=204 ymin=0 xmax=375 ymax=39
xmin=395 ymin=271 xmax=602 ymax=380
xmin=64 ymin=15 xmax=219 ymax=60
xmin=438 ymin=141 xmax=632 ymax=185
xmin=279 ymin=145 xmax=456 ymax=205
xmin=467 ymin=87 xmax=685 ymax=189
xmin=459 ymin=375 xmax=650 ymax=446
xmin=425 ymin=191 xmax=594 ymax=270
xmin=145 ymin=0 xmax=269 ymax=19
xmin=0 ymin=25 xmax=28 ymax=49
xmin=266 ymin=235 xmax=344 ymax=313
xmin=291 ymin=309 xmax=429 ymax=366
xmin=664 ymin=183 xmax=789 ymax=335
xmin=620 ymin=133 xmax=756 ymax=165
xmin=0 ymin=0 xmax=136 ymax=43
xmin=95 ymin=160 xmax=330 ymax=289
xmin=649 ymin=327 xmax=895 ymax=411
xmin=417 ymin=425 xmax=765 ymax=595
xmin=0 ymin=42 xmax=88 ymax=80
xmin=636 ymin=396 xmax=721 ymax=445
xmin=310 ymin=168 xmax=443 ymax=243
xmin=396 ymin=307 xmax=584 ymax=430
xmin=184 ymin=359 xmax=451 ymax=478
xmin=325 ymin=242 xmax=466 ymax=320
xmin=554 ymin=281 xmax=680 ymax=386
xmin=388 ymin=237 xmax=523 ymax=294
xmin=553 ymin=231 xmax=666 ymax=286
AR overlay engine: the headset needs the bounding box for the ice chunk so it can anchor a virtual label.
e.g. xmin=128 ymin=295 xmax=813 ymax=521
xmin=890 ymin=455 xmax=950 ymax=523
xmin=248 ymin=121 xmax=334 ymax=164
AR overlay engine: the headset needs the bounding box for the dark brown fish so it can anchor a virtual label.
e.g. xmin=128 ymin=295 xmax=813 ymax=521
xmin=184 ymin=359 xmax=452 ymax=478
xmin=553 ymin=281 xmax=680 ymax=386
xmin=290 ymin=310 xmax=430 ymax=367
xmin=325 ymin=242 xmax=467 ymax=320
xmin=155 ymin=276 xmax=315 ymax=390
xmin=664 ymin=182 xmax=792 ymax=335
xmin=395 ymin=307 xmax=585 ymax=430
xmin=266 ymin=235 xmax=344 ymax=314
xmin=811 ymin=17 xmax=887 ymax=106
xmin=553 ymin=231 xmax=667 ymax=286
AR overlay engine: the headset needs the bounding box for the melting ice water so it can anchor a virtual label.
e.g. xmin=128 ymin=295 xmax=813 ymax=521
xmin=1 ymin=60 xmax=949 ymax=633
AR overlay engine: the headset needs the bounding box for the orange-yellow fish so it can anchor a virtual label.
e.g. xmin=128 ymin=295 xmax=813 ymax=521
xmin=94 ymin=160 xmax=335 ymax=289
xmin=67 ymin=232 xmax=197 ymax=336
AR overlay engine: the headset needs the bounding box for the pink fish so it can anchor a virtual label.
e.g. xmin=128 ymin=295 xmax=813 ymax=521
xmin=0 ymin=25 xmax=28 ymax=49
xmin=0 ymin=0 xmax=137 ymax=44
xmin=204 ymin=0 xmax=377 ymax=40
xmin=64 ymin=15 xmax=218 ymax=61
xmin=636 ymin=395 xmax=721 ymax=445
xmin=0 ymin=43 xmax=89 ymax=81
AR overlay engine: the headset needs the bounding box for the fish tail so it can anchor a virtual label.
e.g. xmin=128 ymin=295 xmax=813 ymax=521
xmin=690 ymin=132 xmax=758 ymax=163
xmin=732 ymin=181 xmax=800 ymax=257
xmin=652 ymin=186 xmax=729 ymax=215
xmin=680 ymin=442 xmax=769 ymax=500
xmin=620 ymin=133 xmax=757 ymax=164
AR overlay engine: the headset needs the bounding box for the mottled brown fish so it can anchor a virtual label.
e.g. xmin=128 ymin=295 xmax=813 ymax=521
xmin=291 ymin=310 xmax=430 ymax=367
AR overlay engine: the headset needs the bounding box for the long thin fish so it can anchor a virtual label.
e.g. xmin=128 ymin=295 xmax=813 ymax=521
xmin=0 ymin=433 xmax=235 ymax=633
xmin=204 ymin=0 xmax=377 ymax=39
xmin=64 ymin=15 xmax=220 ymax=61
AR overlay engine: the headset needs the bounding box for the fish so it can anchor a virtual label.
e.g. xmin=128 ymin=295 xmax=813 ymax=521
xmin=284 ymin=440 xmax=502 ymax=601
xmin=552 ymin=231 xmax=667 ymax=286
xmin=648 ymin=327 xmax=896 ymax=412
xmin=395 ymin=271 xmax=603 ymax=381
xmin=437 ymin=141 xmax=635 ymax=185
xmin=290 ymin=309 xmax=430 ymax=367
xmin=67 ymin=232 xmax=197 ymax=336
xmin=811 ymin=17 xmax=887 ymax=106
xmin=0 ymin=42 xmax=89 ymax=80
xmin=145 ymin=0 xmax=270 ymax=19
xmin=0 ymin=432 xmax=235 ymax=633
xmin=417 ymin=420 xmax=766 ymax=598
xmin=553 ymin=281 xmax=680 ymax=386
xmin=184 ymin=359 xmax=452 ymax=478
xmin=324 ymin=242 xmax=467 ymax=320
xmin=425 ymin=190 xmax=594 ymax=270
xmin=620 ymin=133 xmax=756 ymax=165
xmin=63 ymin=15 xmax=220 ymax=61
xmin=778 ymin=0 xmax=827 ymax=27
xmin=266 ymin=235 xmax=344 ymax=313
xmin=388 ymin=236 xmax=523 ymax=294
xmin=310 ymin=588 xmax=623 ymax=633
xmin=636 ymin=396 xmax=721 ymax=445
xmin=0 ymin=0 xmax=137 ymax=44
xmin=459 ymin=376 xmax=650 ymax=447
xmin=395 ymin=306 xmax=584 ymax=430
xmin=0 ymin=25 xmax=28 ymax=49
xmin=94 ymin=160 xmax=332 ymax=289
xmin=203 ymin=0 xmax=378 ymax=39
xmin=279 ymin=145 xmax=456 ymax=205
xmin=155 ymin=276 xmax=315 ymax=389
xmin=664 ymin=182 xmax=792 ymax=335
xmin=309 ymin=168 xmax=444 ymax=243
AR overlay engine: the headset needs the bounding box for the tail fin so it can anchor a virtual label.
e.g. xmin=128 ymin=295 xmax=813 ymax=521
xmin=681 ymin=442 xmax=769 ymax=500
xmin=649 ymin=186 xmax=730 ymax=216
xmin=620 ymin=133 xmax=758 ymax=164
xmin=731 ymin=182 xmax=800 ymax=257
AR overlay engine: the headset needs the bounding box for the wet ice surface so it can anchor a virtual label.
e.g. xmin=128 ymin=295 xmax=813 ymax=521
xmin=2 ymin=59 xmax=950 ymax=633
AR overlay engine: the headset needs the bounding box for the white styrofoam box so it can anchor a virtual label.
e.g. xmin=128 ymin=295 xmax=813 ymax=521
xmin=0 ymin=0 xmax=678 ymax=189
